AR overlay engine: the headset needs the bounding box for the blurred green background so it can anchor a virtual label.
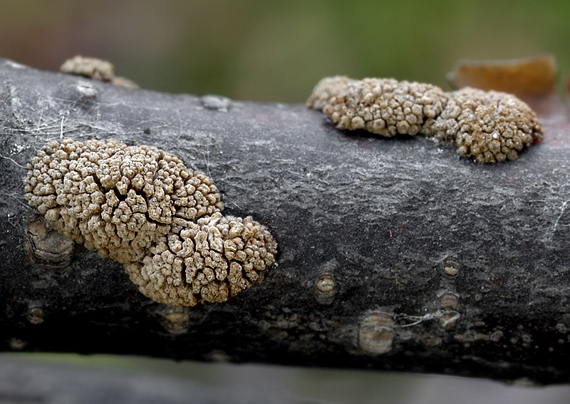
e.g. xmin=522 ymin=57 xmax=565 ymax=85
xmin=1 ymin=0 xmax=568 ymax=103
xmin=3 ymin=1 xmax=570 ymax=402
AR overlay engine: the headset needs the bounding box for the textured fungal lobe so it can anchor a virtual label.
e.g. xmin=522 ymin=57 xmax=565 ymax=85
xmin=60 ymin=55 xmax=115 ymax=82
xmin=25 ymin=139 xmax=276 ymax=307
xmin=308 ymin=76 xmax=543 ymax=163
xmin=24 ymin=139 xmax=223 ymax=264
xmin=60 ymin=55 xmax=139 ymax=88
xmin=432 ymin=88 xmax=543 ymax=163
xmin=307 ymin=76 xmax=447 ymax=137
xmin=306 ymin=76 xmax=356 ymax=111
xmin=125 ymin=213 xmax=277 ymax=307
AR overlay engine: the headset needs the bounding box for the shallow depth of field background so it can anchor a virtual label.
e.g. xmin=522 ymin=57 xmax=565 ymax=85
xmin=2 ymin=0 xmax=570 ymax=102
xmin=2 ymin=1 xmax=570 ymax=403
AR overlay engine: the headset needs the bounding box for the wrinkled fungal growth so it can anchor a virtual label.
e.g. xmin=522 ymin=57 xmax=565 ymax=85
xmin=60 ymin=56 xmax=115 ymax=82
xmin=431 ymin=88 xmax=543 ymax=163
xmin=307 ymin=76 xmax=447 ymax=137
xmin=60 ymin=55 xmax=138 ymax=88
xmin=307 ymin=76 xmax=543 ymax=163
xmin=126 ymin=213 xmax=276 ymax=307
xmin=24 ymin=139 xmax=277 ymax=307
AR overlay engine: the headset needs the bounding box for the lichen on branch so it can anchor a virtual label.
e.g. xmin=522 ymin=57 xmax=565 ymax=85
xmin=24 ymin=139 xmax=277 ymax=307
xmin=307 ymin=76 xmax=543 ymax=163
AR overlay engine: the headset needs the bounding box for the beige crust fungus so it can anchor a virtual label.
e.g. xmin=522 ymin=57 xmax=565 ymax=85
xmin=60 ymin=56 xmax=115 ymax=82
xmin=307 ymin=76 xmax=543 ymax=162
xmin=24 ymin=139 xmax=277 ymax=307
xmin=60 ymin=55 xmax=138 ymax=88
xmin=126 ymin=213 xmax=277 ymax=307
xmin=432 ymin=88 xmax=543 ymax=163
xmin=307 ymin=76 xmax=447 ymax=137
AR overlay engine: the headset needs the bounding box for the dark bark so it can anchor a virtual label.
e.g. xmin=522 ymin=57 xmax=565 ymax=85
xmin=1 ymin=58 xmax=569 ymax=385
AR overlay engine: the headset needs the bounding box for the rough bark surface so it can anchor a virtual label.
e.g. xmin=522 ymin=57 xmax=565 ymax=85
xmin=1 ymin=58 xmax=569 ymax=385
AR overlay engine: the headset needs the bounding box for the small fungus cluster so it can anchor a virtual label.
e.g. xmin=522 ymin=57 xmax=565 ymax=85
xmin=430 ymin=88 xmax=542 ymax=163
xmin=25 ymin=139 xmax=277 ymax=306
xmin=307 ymin=76 xmax=543 ymax=163
xmin=307 ymin=77 xmax=446 ymax=137
xmin=126 ymin=213 xmax=275 ymax=306
xmin=60 ymin=55 xmax=138 ymax=88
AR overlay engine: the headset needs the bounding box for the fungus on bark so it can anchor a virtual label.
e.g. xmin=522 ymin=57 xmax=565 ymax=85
xmin=307 ymin=76 xmax=543 ymax=162
xmin=60 ymin=55 xmax=138 ymax=88
xmin=125 ymin=213 xmax=277 ymax=307
xmin=24 ymin=139 xmax=277 ymax=307
xmin=307 ymin=76 xmax=447 ymax=137
xmin=431 ymin=88 xmax=543 ymax=163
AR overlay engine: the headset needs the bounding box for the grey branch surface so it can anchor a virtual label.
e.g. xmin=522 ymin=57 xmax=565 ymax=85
xmin=1 ymin=58 xmax=570 ymax=385
xmin=0 ymin=356 xmax=308 ymax=404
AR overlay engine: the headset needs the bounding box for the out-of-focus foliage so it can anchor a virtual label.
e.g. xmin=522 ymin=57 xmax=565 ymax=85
xmin=0 ymin=0 xmax=567 ymax=102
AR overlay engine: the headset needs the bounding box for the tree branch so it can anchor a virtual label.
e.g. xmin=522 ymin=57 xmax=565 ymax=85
xmin=1 ymin=58 xmax=569 ymax=385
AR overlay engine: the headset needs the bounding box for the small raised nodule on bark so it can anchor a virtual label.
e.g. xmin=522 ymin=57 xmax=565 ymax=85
xmin=358 ymin=312 xmax=395 ymax=355
xmin=25 ymin=216 xmax=74 ymax=269
xmin=24 ymin=139 xmax=277 ymax=307
xmin=307 ymin=76 xmax=543 ymax=163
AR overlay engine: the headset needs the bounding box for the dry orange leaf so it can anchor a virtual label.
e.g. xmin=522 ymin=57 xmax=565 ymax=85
xmin=447 ymin=55 xmax=563 ymax=118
